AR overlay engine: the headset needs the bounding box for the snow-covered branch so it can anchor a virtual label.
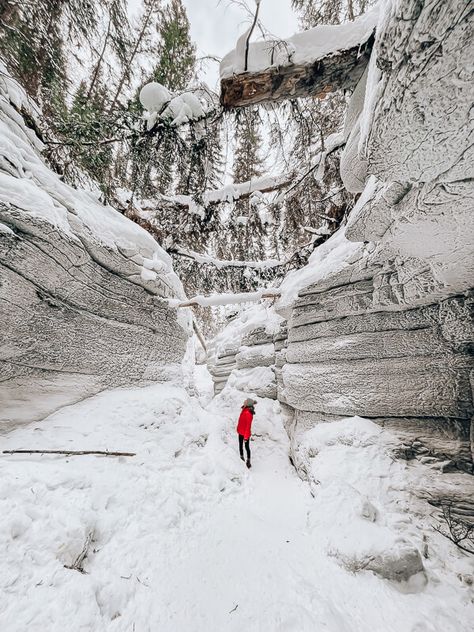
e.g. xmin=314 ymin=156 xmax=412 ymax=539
xmin=136 ymin=173 xmax=292 ymax=219
xmin=171 ymin=288 xmax=281 ymax=308
xmin=140 ymin=82 xmax=218 ymax=130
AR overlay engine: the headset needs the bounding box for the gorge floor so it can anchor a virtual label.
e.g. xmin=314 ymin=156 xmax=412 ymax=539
xmin=0 ymin=378 xmax=472 ymax=632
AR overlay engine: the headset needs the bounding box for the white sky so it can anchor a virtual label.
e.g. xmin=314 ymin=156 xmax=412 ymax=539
xmin=180 ymin=0 xmax=299 ymax=88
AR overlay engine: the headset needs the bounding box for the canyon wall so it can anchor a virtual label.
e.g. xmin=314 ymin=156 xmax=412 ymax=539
xmin=278 ymin=0 xmax=474 ymax=473
xmin=0 ymin=72 xmax=190 ymax=429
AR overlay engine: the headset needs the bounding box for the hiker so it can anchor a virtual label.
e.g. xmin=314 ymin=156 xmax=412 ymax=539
xmin=237 ymin=398 xmax=257 ymax=469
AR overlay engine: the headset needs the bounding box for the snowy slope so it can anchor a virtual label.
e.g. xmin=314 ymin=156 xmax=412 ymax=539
xmin=1 ymin=381 xmax=472 ymax=631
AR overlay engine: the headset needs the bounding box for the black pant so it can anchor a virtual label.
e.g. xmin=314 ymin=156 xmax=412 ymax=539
xmin=238 ymin=434 xmax=251 ymax=461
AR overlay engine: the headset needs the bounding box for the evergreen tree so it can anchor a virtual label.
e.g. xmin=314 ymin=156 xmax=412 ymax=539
xmin=138 ymin=0 xmax=199 ymax=198
xmin=152 ymin=0 xmax=196 ymax=91
xmin=56 ymin=79 xmax=114 ymax=195
xmin=0 ymin=0 xmax=69 ymax=114
xmin=108 ymin=0 xmax=163 ymax=113
xmin=231 ymin=109 xmax=265 ymax=260
xmin=291 ymin=0 xmax=373 ymax=29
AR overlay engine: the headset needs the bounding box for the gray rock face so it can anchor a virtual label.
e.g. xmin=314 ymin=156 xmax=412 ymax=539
xmin=0 ymin=205 xmax=189 ymax=428
xmin=207 ymin=314 xmax=284 ymax=397
xmin=368 ymin=0 xmax=473 ymax=185
xmin=228 ymin=338 xmax=277 ymax=399
xmin=284 ymin=356 xmax=472 ymax=418
xmin=0 ymin=73 xmax=190 ymax=428
xmin=236 ymin=344 xmax=275 ymax=370
xmin=276 ymin=1 xmax=474 ymax=474
xmin=281 ymin=284 xmax=473 ymax=471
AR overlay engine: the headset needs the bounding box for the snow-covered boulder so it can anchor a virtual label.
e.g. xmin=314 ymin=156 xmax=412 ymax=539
xmin=0 ymin=69 xmax=191 ymax=428
xmin=335 ymin=538 xmax=425 ymax=583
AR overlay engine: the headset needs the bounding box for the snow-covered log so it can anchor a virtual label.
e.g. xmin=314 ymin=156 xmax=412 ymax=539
xmin=220 ymin=9 xmax=377 ymax=108
xmin=174 ymin=289 xmax=280 ymax=308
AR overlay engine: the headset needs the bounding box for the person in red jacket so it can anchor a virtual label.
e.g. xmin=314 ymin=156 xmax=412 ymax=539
xmin=237 ymin=398 xmax=257 ymax=468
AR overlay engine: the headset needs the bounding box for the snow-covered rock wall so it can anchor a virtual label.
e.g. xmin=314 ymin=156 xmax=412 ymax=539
xmin=277 ymin=0 xmax=474 ymax=474
xmin=0 ymin=71 xmax=191 ymax=428
xmin=207 ymin=304 xmax=282 ymax=398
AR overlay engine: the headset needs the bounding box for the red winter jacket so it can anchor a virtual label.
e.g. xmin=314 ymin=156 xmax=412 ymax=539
xmin=237 ymin=407 xmax=254 ymax=440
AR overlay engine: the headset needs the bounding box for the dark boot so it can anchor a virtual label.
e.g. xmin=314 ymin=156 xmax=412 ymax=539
xmin=246 ymin=459 xmax=251 ymax=469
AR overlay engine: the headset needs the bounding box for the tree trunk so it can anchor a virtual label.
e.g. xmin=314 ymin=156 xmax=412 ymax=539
xmin=108 ymin=0 xmax=159 ymax=113
xmin=87 ymin=19 xmax=112 ymax=100
xmin=221 ymin=34 xmax=374 ymax=109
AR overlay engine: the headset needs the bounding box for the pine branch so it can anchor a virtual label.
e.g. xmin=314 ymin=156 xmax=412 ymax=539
xmin=44 ymin=137 xmax=127 ymax=147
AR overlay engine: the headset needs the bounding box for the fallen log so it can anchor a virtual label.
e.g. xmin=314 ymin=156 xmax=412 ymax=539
xmin=176 ymin=289 xmax=281 ymax=309
xmin=221 ymin=34 xmax=374 ymax=109
xmin=3 ymin=449 xmax=136 ymax=457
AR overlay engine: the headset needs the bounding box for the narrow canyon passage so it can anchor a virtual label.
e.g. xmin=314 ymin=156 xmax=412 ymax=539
xmin=1 ymin=381 xmax=471 ymax=632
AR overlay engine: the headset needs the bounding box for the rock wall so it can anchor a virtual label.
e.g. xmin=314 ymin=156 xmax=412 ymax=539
xmin=0 ymin=204 xmax=189 ymax=428
xmin=208 ymin=346 xmax=238 ymax=395
xmin=0 ymin=71 xmax=190 ymax=429
xmin=207 ymin=307 xmax=283 ymax=398
xmin=277 ymin=0 xmax=474 ymax=474
xmin=282 ymin=277 xmax=473 ymax=471
xmin=209 ymin=326 xmax=278 ymax=399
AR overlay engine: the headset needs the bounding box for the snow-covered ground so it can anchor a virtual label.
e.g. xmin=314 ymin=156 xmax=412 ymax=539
xmin=1 ymin=374 xmax=472 ymax=632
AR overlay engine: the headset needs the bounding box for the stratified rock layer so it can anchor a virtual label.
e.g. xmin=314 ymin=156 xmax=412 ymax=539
xmin=0 ymin=205 xmax=189 ymax=427
xmin=0 ymin=70 xmax=190 ymax=428
xmin=278 ymin=0 xmax=474 ymax=474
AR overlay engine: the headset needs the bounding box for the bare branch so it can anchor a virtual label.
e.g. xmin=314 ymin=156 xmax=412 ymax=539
xmin=433 ymin=502 xmax=474 ymax=555
xmin=244 ymin=1 xmax=260 ymax=71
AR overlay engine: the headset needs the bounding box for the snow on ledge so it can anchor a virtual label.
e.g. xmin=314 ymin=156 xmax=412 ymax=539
xmin=220 ymin=6 xmax=380 ymax=79
xmin=276 ymin=226 xmax=369 ymax=317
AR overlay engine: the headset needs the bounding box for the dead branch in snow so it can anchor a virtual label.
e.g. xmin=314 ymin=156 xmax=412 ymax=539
xmin=433 ymin=502 xmax=474 ymax=555
xmin=221 ymin=34 xmax=374 ymax=108
xmin=193 ymin=320 xmax=207 ymax=352
xmin=281 ymin=140 xmax=345 ymax=199
xmin=64 ymin=530 xmax=95 ymax=574
xmin=3 ymin=449 xmax=136 ymax=457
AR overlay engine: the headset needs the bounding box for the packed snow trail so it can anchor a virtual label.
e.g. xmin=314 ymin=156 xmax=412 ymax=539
xmin=0 ymin=379 xmax=472 ymax=632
